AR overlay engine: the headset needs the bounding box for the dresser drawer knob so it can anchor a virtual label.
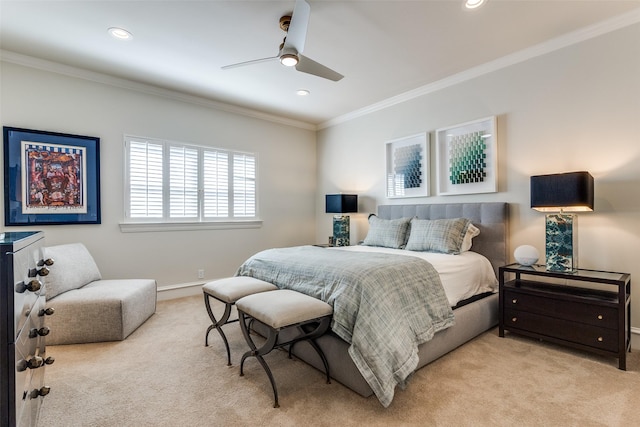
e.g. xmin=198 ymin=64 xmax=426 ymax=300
xmin=28 ymin=266 xmax=50 ymax=277
xmin=16 ymin=279 xmax=42 ymax=293
xmin=597 ymin=315 xmax=603 ymax=320
xmin=29 ymin=386 xmax=51 ymax=399
xmin=29 ymin=327 xmax=51 ymax=338
xmin=511 ymin=317 xmax=517 ymax=323
xmin=512 ymin=299 xmax=518 ymax=304
xmin=17 ymin=356 xmax=44 ymax=371
xmin=597 ymin=337 xmax=604 ymax=342
xmin=38 ymin=258 xmax=55 ymax=267
xmin=38 ymin=307 xmax=55 ymax=317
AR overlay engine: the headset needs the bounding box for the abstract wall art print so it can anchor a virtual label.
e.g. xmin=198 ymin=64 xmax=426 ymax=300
xmin=3 ymin=127 xmax=101 ymax=225
xmin=435 ymin=116 xmax=497 ymax=196
xmin=386 ymin=133 xmax=429 ymax=198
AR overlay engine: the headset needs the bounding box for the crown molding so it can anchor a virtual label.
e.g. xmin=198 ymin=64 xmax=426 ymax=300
xmin=318 ymin=8 xmax=640 ymax=130
xmin=0 ymin=50 xmax=317 ymax=132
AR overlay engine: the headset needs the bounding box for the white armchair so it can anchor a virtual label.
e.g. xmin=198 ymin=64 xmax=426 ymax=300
xmin=42 ymin=243 xmax=157 ymax=345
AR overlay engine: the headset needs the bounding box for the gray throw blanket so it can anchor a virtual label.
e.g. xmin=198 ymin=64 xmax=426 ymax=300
xmin=236 ymin=246 xmax=455 ymax=407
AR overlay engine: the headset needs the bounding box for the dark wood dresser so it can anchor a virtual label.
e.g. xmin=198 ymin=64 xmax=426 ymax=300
xmin=1 ymin=231 xmax=54 ymax=427
xmin=499 ymin=263 xmax=631 ymax=370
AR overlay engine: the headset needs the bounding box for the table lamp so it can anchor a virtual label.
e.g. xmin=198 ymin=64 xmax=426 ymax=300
xmin=530 ymin=171 xmax=594 ymax=272
xmin=325 ymin=194 xmax=358 ymax=246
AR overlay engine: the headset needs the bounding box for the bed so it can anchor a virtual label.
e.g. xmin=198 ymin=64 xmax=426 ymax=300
xmin=237 ymin=202 xmax=508 ymax=407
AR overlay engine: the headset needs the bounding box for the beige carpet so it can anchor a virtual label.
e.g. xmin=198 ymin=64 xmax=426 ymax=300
xmin=38 ymin=295 xmax=639 ymax=427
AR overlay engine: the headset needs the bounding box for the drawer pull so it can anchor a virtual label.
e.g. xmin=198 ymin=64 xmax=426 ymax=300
xmin=29 ymin=327 xmax=51 ymax=338
xmin=512 ymin=299 xmax=518 ymax=304
xmin=28 ymin=267 xmax=50 ymax=277
xmin=511 ymin=317 xmax=517 ymax=323
xmin=17 ymin=356 xmax=44 ymax=371
xmin=597 ymin=337 xmax=604 ymax=342
xmin=29 ymin=386 xmax=51 ymax=399
xmin=37 ymin=258 xmax=55 ymax=267
xmin=597 ymin=315 xmax=603 ymax=320
xmin=16 ymin=279 xmax=42 ymax=293
xmin=38 ymin=307 xmax=55 ymax=317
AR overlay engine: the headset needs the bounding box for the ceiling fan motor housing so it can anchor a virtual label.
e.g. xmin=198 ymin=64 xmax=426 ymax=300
xmin=279 ymin=15 xmax=292 ymax=32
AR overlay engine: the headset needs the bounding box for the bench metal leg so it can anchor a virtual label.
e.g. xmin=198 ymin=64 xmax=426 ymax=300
xmin=238 ymin=311 xmax=281 ymax=408
xmin=238 ymin=310 xmax=332 ymax=408
xmin=203 ymin=293 xmax=234 ymax=366
xmin=289 ymin=318 xmax=332 ymax=384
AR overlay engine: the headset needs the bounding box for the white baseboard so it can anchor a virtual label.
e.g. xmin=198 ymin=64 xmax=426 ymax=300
xmin=157 ymin=281 xmax=204 ymax=301
xmin=632 ymin=327 xmax=640 ymax=351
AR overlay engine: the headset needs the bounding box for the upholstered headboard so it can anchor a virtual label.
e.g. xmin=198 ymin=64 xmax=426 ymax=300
xmin=377 ymin=202 xmax=509 ymax=277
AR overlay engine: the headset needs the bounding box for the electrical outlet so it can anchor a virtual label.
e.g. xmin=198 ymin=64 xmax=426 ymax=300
xmin=197 ymin=269 xmax=205 ymax=279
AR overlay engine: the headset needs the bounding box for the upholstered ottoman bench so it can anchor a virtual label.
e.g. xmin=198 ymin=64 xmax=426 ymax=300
xmin=235 ymin=289 xmax=333 ymax=408
xmin=202 ymin=276 xmax=277 ymax=365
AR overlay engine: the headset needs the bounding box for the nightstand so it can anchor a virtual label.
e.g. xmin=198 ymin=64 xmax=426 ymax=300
xmin=499 ymin=263 xmax=631 ymax=370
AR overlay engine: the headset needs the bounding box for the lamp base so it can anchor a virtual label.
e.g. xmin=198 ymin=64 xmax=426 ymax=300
xmin=545 ymin=213 xmax=577 ymax=272
xmin=333 ymin=215 xmax=350 ymax=246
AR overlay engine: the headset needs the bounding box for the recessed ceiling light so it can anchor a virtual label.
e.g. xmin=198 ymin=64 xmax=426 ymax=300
xmin=464 ymin=0 xmax=486 ymax=9
xmin=108 ymin=27 xmax=133 ymax=40
xmin=296 ymin=89 xmax=310 ymax=96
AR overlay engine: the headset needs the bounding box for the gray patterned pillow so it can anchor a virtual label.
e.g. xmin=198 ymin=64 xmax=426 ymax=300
xmin=405 ymin=217 xmax=472 ymax=254
xmin=362 ymin=215 xmax=411 ymax=249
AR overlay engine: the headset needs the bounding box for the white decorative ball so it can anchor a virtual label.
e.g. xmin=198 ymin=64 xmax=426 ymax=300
xmin=514 ymin=245 xmax=539 ymax=266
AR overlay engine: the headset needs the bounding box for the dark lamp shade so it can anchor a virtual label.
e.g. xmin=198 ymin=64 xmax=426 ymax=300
xmin=325 ymin=194 xmax=358 ymax=214
xmin=530 ymin=171 xmax=594 ymax=212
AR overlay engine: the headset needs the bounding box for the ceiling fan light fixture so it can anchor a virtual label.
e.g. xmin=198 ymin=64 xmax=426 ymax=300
xmin=280 ymin=53 xmax=299 ymax=67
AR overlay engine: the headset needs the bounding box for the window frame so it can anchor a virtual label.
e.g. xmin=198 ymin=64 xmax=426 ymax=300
xmin=120 ymin=135 xmax=261 ymax=232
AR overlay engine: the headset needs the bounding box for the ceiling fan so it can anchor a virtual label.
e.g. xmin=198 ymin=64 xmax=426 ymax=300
xmin=221 ymin=0 xmax=343 ymax=82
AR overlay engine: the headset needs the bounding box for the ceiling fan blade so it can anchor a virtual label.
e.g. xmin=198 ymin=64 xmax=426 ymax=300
xmin=221 ymin=56 xmax=278 ymax=70
xmin=296 ymin=55 xmax=344 ymax=81
xmin=283 ymin=0 xmax=310 ymax=54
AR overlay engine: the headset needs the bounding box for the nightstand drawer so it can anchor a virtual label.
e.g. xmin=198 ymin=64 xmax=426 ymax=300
xmin=504 ymin=289 xmax=618 ymax=329
xmin=504 ymin=309 xmax=618 ymax=352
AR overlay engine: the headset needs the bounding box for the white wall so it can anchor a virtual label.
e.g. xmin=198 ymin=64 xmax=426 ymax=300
xmin=0 ymin=62 xmax=317 ymax=289
xmin=317 ymin=24 xmax=640 ymax=339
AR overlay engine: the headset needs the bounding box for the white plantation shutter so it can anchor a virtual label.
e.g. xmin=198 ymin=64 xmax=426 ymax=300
xmin=233 ymin=153 xmax=256 ymax=217
xmin=124 ymin=135 xmax=257 ymax=223
xmin=203 ymin=150 xmax=229 ymax=218
xmin=128 ymin=139 xmax=163 ymax=218
xmin=170 ymin=145 xmax=199 ymax=218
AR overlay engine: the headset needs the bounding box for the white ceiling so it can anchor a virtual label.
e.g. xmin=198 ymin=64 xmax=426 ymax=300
xmin=1 ymin=1 xmax=640 ymax=126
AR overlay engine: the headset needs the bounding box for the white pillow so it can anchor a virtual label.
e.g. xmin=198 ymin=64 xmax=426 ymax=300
xmin=461 ymin=223 xmax=480 ymax=252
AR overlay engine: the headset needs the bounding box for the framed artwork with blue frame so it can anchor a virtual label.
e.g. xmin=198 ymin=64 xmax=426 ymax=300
xmin=435 ymin=116 xmax=497 ymax=196
xmin=386 ymin=132 xmax=429 ymax=198
xmin=3 ymin=126 xmax=101 ymax=225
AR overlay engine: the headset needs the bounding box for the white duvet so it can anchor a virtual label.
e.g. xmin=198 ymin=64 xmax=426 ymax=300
xmin=329 ymin=245 xmax=498 ymax=307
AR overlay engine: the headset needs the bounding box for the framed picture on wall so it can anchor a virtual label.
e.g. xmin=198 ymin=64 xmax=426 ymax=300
xmin=3 ymin=126 xmax=101 ymax=225
xmin=435 ymin=116 xmax=497 ymax=196
xmin=386 ymin=132 xmax=429 ymax=198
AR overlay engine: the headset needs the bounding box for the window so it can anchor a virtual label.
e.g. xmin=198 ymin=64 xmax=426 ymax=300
xmin=123 ymin=135 xmax=258 ymax=228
